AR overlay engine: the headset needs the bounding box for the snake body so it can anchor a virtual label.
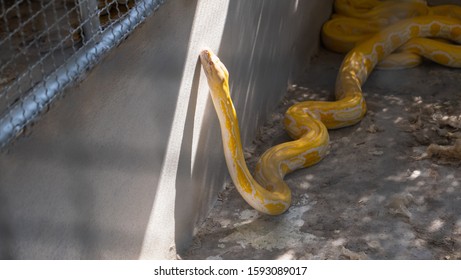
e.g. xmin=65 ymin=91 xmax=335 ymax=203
xmin=323 ymin=1 xmax=461 ymax=69
xmin=200 ymin=1 xmax=461 ymax=215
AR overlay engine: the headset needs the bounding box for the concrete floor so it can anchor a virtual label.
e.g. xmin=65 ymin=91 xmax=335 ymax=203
xmin=181 ymin=48 xmax=461 ymax=260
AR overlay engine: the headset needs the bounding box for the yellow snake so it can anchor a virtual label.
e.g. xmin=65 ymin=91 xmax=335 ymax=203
xmin=323 ymin=1 xmax=461 ymax=69
xmin=200 ymin=1 xmax=461 ymax=215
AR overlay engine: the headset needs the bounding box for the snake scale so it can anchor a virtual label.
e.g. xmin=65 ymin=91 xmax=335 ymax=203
xmin=200 ymin=0 xmax=461 ymax=215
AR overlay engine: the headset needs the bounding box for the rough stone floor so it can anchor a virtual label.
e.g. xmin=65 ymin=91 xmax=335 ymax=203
xmin=181 ymin=48 xmax=461 ymax=260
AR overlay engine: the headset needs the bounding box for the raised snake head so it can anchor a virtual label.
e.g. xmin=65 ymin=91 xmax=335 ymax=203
xmin=199 ymin=48 xmax=229 ymax=91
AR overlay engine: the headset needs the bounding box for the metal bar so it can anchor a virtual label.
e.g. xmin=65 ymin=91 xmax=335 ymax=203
xmin=0 ymin=0 xmax=166 ymax=149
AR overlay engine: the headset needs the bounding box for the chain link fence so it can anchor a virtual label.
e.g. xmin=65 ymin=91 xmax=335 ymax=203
xmin=0 ymin=0 xmax=165 ymax=148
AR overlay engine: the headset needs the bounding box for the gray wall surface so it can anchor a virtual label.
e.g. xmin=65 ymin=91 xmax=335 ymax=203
xmin=0 ymin=0 xmax=333 ymax=259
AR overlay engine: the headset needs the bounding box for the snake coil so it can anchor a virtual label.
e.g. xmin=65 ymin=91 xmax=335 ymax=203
xmin=200 ymin=0 xmax=461 ymax=215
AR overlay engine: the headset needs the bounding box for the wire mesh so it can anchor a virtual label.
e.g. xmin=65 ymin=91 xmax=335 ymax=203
xmin=0 ymin=0 xmax=165 ymax=148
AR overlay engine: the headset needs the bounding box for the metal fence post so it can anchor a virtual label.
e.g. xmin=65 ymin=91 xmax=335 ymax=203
xmin=78 ymin=0 xmax=101 ymax=42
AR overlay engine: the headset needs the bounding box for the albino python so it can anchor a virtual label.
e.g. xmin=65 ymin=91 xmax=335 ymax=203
xmin=323 ymin=1 xmax=461 ymax=69
xmin=200 ymin=1 xmax=461 ymax=215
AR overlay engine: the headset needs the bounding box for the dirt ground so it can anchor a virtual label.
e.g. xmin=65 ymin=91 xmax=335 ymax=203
xmin=181 ymin=47 xmax=461 ymax=260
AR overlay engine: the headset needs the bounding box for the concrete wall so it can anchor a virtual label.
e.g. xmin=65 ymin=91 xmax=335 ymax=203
xmin=0 ymin=0 xmax=333 ymax=259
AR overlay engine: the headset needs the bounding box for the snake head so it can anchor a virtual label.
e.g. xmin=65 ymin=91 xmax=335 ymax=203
xmin=199 ymin=48 xmax=229 ymax=89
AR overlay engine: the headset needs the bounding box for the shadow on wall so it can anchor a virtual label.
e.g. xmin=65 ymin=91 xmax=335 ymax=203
xmin=174 ymin=0 xmax=333 ymax=254
xmin=0 ymin=0 xmax=199 ymax=259
xmin=217 ymin=0 xmax=333 ymax=147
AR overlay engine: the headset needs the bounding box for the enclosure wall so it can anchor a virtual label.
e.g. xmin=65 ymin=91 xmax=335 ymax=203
xmin=0 ymin=0 xmax=333 ymax=259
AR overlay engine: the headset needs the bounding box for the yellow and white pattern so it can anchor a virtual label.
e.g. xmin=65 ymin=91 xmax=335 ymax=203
xmin=200 ymin=0 xmax=461 ymax=215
